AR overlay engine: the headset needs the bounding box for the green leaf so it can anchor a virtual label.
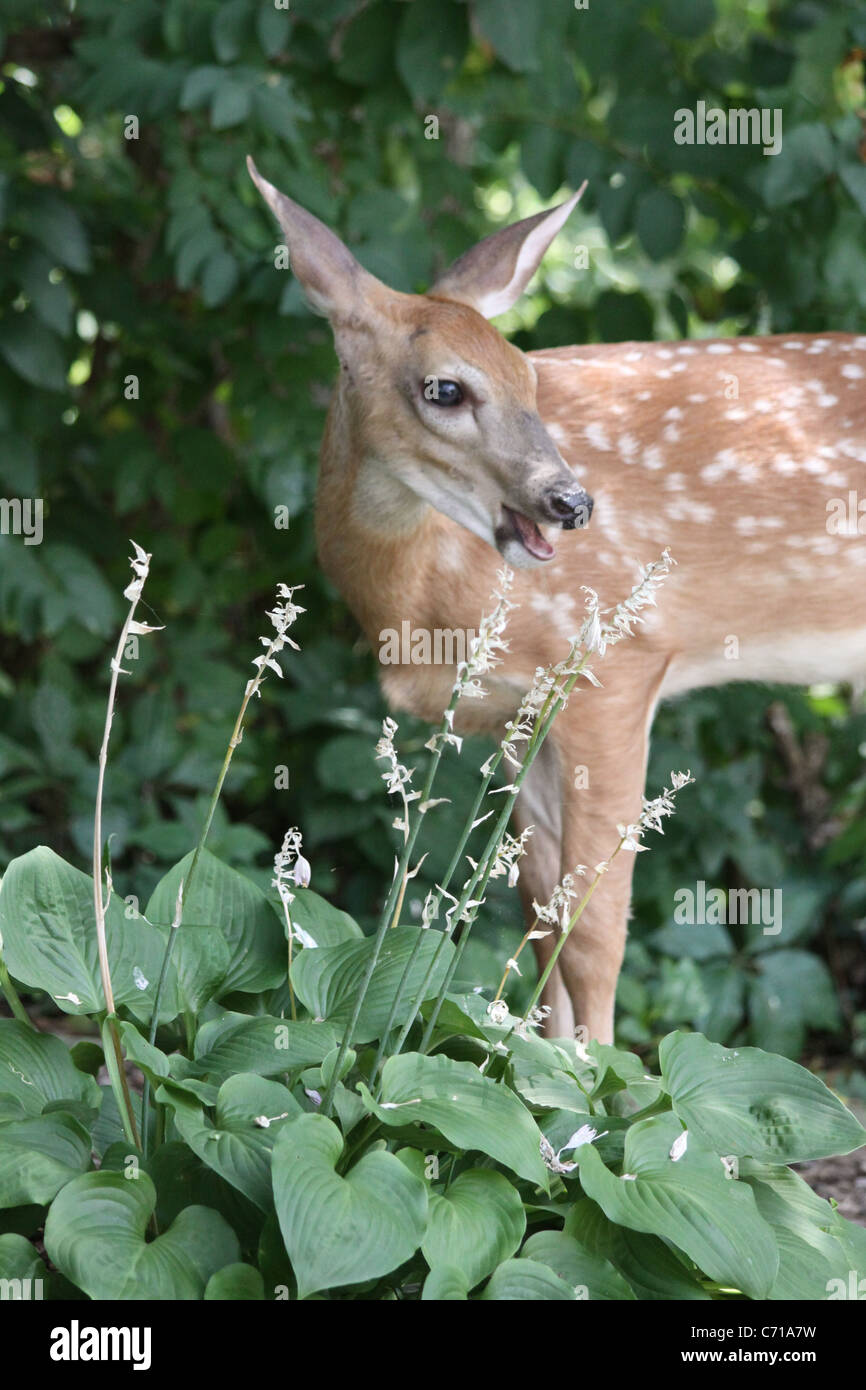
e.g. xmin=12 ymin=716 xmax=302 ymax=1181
xmin=158 ymin=1073 xmax=301 ymax=1210
xmin=291 ymin=927 xmax=455 ymax=1042
xmin=201 ymin=250 xmax=240 ymax=307
xmin=396 ymin=0 xmax=468 ymax=102
xmin=635 ymin=189 xmax=686 ymax=260
xmin=256 ymin=3 xmax=291 ymax=57
xmin=521 ymin=1230 xmax=635 ymax=1300
xmin=0 ymin=1112 xmax=91 ymax=1207
xmin=364 ymin=1052 xmax=549 ymax=1187
xmin=212 ymin=0 xmax=251 ymax=62
xmin=473 ymin=0 xmax=541 ymax=73
xmin=739 ymin=1161 xmax=858 ymax=1300
xmin=840 ymin=162 xmax=866 ymax=216
xmin=146 ymin=849 xmax=285 ymax=1000
xmin=45 ymin=1171 xmax=240 ymax=1300
xmin=0 ymin=1232 xmax=47 ymax=1291
xmin=284 ymin=889 xmax=363 ymax=947
xmin=763 ymin=123 xmax=836 ymax=207
xmin=205 ymin=1262 xmax=265 ymax=1299
xmin=421 ymin=1264 xmax=470 ymax=1299
xmin=422 ymin=1169 xmax=525 ymax=1288
xmin=577 ymin=1114 xmax=779 ymax=1299
xmin=210 ymin=80 xmax=252 ymax=130
xmin=0 ymin=314 xmax=67 ymax=392
xmin=482 ymin=1257 xmax=576 ymax=1299
xmin=0 ymin=1019 xmax=101 ymax=1116
xmin=272 ymin=1113 xmax=428 ymax=1298
xmin=0 ymin=847 xmax=178 ymax=1022
xmin=186 ymin=1012 xmax=340 ymax=1083
xmin=659 ymin=1031 xmax=866 ymax=1162
xmin=564 ymin=1200 xmax=711 ymax=1300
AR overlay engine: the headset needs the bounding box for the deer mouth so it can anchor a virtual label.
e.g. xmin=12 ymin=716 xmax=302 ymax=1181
xmin=498 ymin=505 xmax=556 ymax=562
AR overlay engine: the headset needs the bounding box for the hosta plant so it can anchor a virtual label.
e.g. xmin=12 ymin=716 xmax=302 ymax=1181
xmin=0 ymin=544 xmax=863 ymax=1302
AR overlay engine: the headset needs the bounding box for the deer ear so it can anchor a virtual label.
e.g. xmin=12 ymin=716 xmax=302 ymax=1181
xmin=247 ymin=156 xmax=383 ymax=322
xmin=429 ymin=184 xmax=587 ymax=320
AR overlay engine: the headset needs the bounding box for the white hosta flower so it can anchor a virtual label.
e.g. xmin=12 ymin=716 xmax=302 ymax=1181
xmin=486 ymin=999 xmax=509 ymax=1026
xmin=453 ymin=566 xmax=516 ymax=701
xmin=561 ymin=1124 xmax=609 ymax=1152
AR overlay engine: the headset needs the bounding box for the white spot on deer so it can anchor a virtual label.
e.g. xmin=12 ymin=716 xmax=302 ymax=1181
xmin=738 ymin=342 xmax=760 ymax=352
xmin=676 ymin=344 xmax=698 ymax=355
xmin=782 ymin=340 xmax=805 ymax=350
xmin=584 ymin=422 xmax=612 ymax=452
xmin=618 ymin=433 xmax=639 ymax=462
xmin=841 ymin=363 xmax=864 ymax=379
xmin=702 ymin=449 xmax=739 ymax=483
xmin=806 ymin=339 xmax=831 ymax=353
xmin=687 ymin=393 xmax=707 ymax=404
xmin=663 ymin=472 xmax=686 ymax=491
xmin=666 ymin=498 xmax=716 ymax=524
xmin=642 ymin=444 xmax=666 ymax=470
xmin=663 ymin=424 xmax=681 ymax=443
xmin=772 ymin=454 xmax=798 ymax=475
xmin=724 ymin=408 xmax=749 ymax=422
xmin=753 ymin=399 xmax=774 ymax=414
xmin=706 ymin=343 xmax=734 ymax=354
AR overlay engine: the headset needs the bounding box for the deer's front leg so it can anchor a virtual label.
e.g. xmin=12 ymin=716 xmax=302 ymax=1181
xmin=544 ymin=649 xmax=670 ymax=1045
xmin=510 ymin=738 xmax=573 ymax=1036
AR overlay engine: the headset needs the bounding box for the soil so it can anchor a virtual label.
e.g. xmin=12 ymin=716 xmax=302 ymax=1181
xmin=796 ymin=1149 xmax=866 ymax=1227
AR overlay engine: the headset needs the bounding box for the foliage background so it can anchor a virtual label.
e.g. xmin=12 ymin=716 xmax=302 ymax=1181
xmin=1 ymin=0 xmax=865 ymax=1076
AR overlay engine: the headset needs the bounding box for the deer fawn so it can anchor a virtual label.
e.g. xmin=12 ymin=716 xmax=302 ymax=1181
xmin=248 ymin=157 xmax=866 ymax=1046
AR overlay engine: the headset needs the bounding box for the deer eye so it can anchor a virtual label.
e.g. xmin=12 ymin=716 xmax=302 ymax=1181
xmin=426 ymin=378 xmax=464 ymax=406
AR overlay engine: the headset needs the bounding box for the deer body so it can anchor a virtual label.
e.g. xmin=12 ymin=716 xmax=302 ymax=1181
xmin=249 ymin=157 xmax=866 ymax=1043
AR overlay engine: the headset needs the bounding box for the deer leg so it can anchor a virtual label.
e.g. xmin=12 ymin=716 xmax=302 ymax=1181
xmin=510 ymin=738 xmax=574 ymax=1036
xmin=549 ymin=651 xmax=670 ymax=1045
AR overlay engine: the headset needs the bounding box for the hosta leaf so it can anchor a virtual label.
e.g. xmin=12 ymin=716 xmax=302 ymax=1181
xmin=421 ymin=1264 xmax=470 ymax=1300
xmin=184 ymin=1012 xmax=339 ymax=1083
xmin=521 ymin=1230 xmax=635 ymax=1300
xmin=0 ymin=847 xmax=178 ymax=1022
xmin=146 ymin=849 xmax=285 ymax=1001
xmin=205 ymin=1263 xmax=265 ymax=1299
xmin=565 ymin=1200 xmax=711 ymax=1300
xmin=362 ymin=1051 xmax=548 ymax=1187
xmin=576 ymin=1114 xmax=778 ymax=1299
xmin=291 ymin=927 xmax=454 ymax=1042
xmin=0 ymin=1020 xmax=101 ymax=1115
xmin=44 ymin=1171 xmax=239 ymax=1300
xmin=157 ymin=1073 xmax=301 ymax=1210
xmin=481 ymin=1258 xmax=576 ymax=1300
xmin=422 ymin=1170 xmax=525 ymax=1288
xmin=0 ymin=1112 xmax=91 ymax=1207
xmin=659 ymin=1031 xmax=866 ymax=1162
xmin=272 ymin=1113 xmax=428 ymax=1299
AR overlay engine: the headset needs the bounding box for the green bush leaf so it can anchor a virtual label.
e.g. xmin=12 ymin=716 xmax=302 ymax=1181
xmin=0 ymin=847 xmax=178 ymax=1022
xmin=45 ymin=1170 xmax=240 ymax=1300
xmin=273 ymin=1112 xmax=428 ymax=1298
xmin=364 ymin=1051 xmax=548 ymax=1187
xmin=659 ymin=1031 xmax=866 ymax=1161
xmin=422 ymin=1169 xmax=525 ymax=1288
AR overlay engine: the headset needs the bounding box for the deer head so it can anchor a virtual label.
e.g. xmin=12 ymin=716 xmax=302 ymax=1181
xmin=247 ymin=158 xmax=591 ymax=569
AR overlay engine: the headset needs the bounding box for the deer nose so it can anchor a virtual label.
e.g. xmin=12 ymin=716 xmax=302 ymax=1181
xmin=545 ymin=487 xmax=594 ymax=530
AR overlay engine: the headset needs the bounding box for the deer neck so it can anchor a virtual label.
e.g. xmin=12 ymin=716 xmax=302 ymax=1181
xmin=314 ymin=383 xmax=441 ymax=642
